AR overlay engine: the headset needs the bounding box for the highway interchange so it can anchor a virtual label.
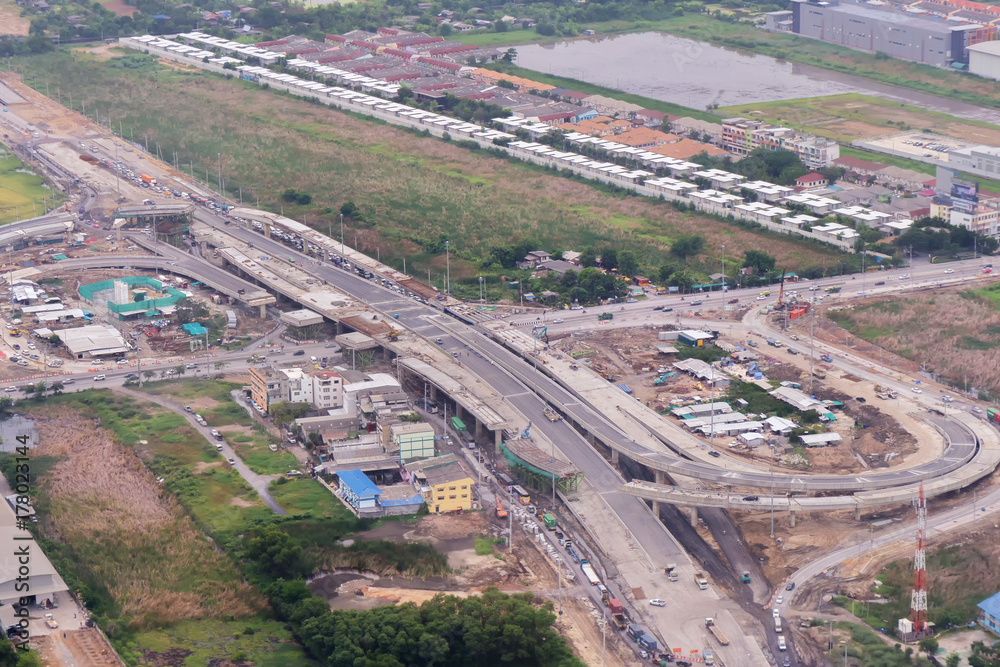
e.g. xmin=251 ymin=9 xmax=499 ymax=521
xmin=6 ymin=97 xmax=1000 ymax=665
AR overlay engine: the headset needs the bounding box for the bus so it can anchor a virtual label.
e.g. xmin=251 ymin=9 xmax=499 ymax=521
xmin=512 ymin=485 xmax=531 ymax=505
xmin=497 ymin=473 xmax=514 ymax=492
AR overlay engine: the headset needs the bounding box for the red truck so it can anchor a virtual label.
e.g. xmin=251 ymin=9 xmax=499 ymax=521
xmin=608 ymin=598 xmax=626 ymax=629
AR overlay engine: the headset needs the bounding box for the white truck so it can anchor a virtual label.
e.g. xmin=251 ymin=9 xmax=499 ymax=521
xmin=580 ymin=559 xmax=601 ymax=586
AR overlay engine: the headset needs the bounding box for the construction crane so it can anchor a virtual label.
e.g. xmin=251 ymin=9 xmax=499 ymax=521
xmin=386 ymin=326 xmax=400 ymax=342
xmin=775 ymin=269 xmax=787 ymax=310
xmin=520 ymin=421 xmax=532 ymax=440
xmin=532 ymin=324 xmax=549 ymax=344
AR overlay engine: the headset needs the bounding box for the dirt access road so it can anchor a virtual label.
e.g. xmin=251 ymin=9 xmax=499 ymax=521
xmin=35 ymin=627 xmax=119 ymax=667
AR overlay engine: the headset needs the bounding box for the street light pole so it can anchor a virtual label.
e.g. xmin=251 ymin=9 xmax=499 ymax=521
xmin=340 ymin=213 xmax=344 ymax=256
xmin=445 ymin=241 xmax=450 ymax=297
xmin=217 ymin=152 xmax=222 ymax=196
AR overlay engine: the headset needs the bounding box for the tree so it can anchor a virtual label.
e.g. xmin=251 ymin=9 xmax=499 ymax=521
xmin=50 ymin=381 xmax=64 ymax=395
xmin=579 ymin=248 xmax=598 ymax=268
xmin=945 ymin=653 xmax=961 ymax=667
xmin=269 ymin=401 xmax=310 ymax=429
xmin=918 ymin=637 xmax=939 ymax=657
xmin=438 ymin=22 xmax=453 ymax=36
xmin=617 ymin=251 xmax=639 ymax=278
xmin=0 ymin=397 xmax=13 ymax=415
xmin=172 ymin=365 xmax=186 ymax=377
xmin=671 ymin=235 xmax=705 ymax=259
xmin=0 ymin=635 xmax=18 ymax=667
xmin=743 ymin=249 xmax=776 ymax=275
xmin=600 ymin=247 xmax=618 ymax=270
xmin=143 ymin=370 xmax=156 ymax=381
xmin=48 ymin=334 xmax=61 ymax=347
xmin=214 ymin=360 xmax=230 ymax=372
xmin=245 ymin=525 xmax=306 ymax=579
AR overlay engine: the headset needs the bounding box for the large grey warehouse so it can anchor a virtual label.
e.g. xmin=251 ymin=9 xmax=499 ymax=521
xmin=788 ymin=0 xmax=987 ymax=67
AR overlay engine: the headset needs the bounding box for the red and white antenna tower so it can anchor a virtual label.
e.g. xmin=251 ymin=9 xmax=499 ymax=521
xmin=910 ymin=483 xmax=928 ymax=633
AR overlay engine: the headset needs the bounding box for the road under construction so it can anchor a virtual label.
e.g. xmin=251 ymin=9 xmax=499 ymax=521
xmin=23 ymin=206 xmax=1000 ymax=518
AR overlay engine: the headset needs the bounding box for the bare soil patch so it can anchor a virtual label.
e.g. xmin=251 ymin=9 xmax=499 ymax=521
xmin=0 ymin=0 xmax=30 ymax=36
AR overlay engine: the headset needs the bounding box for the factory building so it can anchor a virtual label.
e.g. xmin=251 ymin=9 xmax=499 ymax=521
xmin=789 ymin=0 xmax=992 ymax=67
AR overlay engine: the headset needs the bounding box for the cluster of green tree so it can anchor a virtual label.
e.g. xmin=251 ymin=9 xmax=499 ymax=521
xmin=398 ymin=89 xmax=511 ymax=125
xmin=894 ymin=216 xmax=999 ymax=256
xmin=693 ymin=147 xmax=815 ymax=187
xmin=0 ymin=636 xmax=42 ymax=667
xmin=969 ymin=641 xmax=1000 ymax=667
xmin=267 ymin=580 xmax=584 ymax=667
xmin=281 ymin=187 xmax=312 ymax=206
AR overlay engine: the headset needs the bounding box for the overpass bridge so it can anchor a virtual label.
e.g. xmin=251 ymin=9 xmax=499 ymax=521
xmin=620 ymin=412 xmax=1000 ymax=523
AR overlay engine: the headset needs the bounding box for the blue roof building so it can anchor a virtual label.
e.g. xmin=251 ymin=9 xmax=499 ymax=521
xmin=978 ymin=591 xmax=1000 ymax=635
xmin=336 ymin=469 xmax=381 ymax=515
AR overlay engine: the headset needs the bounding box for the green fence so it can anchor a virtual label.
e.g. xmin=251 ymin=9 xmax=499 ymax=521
xmin=79 ymin=276 xmax=185 ymax=315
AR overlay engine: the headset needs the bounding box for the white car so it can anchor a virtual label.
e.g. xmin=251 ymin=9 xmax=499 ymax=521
xmin=94 ymin=374 xmax=106 ymax=381
xmin=649 ymin=599 xmax=666 ymax=607
xmin=776 ymin=595 xmax=784 ymax=605
xmin=4 ymin=386 xmax=14 ymax=392
xmin=773 ymin=608 xmax=781 ymax=618
xmin=912 ymin=387 xmax=922 ymax=394
xmin=898 ymin=274 xmax=910 ymax=280
xmin=553 ymin=318 xmax=564 ymax=324
xmin=944 ymin=268 xmax=955 ymax=274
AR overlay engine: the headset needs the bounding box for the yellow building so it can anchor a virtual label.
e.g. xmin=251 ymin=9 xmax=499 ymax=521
xmin=248 ymin=366 xmax=286 ymax=411
xmin=412 ymin=457 xmax=475 ymax=514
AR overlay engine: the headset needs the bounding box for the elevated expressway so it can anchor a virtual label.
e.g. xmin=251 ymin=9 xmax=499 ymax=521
xmin=48 ymin=207 xmax=1000 ymax=518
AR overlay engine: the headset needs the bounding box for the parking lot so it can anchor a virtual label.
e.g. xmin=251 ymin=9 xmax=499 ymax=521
xmin=858 ymin=131 xmax=975 ymax=163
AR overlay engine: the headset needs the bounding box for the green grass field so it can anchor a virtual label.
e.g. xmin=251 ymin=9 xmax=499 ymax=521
xmin=12 ymin=47 xmax=843 ymax=294
xmin=270 ymin=477 xmax=356 ymax=518
xmin=0 ymin=147 xmax=61 ymax=224
xmin=126 ymin=618 xmax=319 ymax=667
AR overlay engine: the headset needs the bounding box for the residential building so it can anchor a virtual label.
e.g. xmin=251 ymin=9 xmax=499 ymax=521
xmin=722 ymin=118 xmax=839 ymax=168
xmin=313 ymin=370 xmax=344 ymax=409
xmin=789 ymin=0 xmax=994 ymax=67
xmin=669 ymin=117 xmax=723 ymax=143
xmin=518 ymin=250 xmax=551 ymax=269
xmin=977 ymin=591 xmax=1000 ymax=635
xmin=389 ymin=422 xmax=436 ymax=460
xmin=795 ymin=173 xmax=828 ymax=189
xmin=404 ymin=455 xmax=475 ymax=513
xmin=249 ymin=365 xmax=287 ymax=410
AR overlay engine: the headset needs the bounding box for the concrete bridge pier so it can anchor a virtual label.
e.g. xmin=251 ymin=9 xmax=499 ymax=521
xmin=652 ymin=470 xmax=667 ymax=518
xmin=494 ymin=429 xmax=502 ymax=456
xmin=690 ymin=507 xmax=698 ymax=527
xmin=611 ymin=448 xmax=619 ymax=465
xmin=259 ymin=304 xmax=266 ymax=318
xmin=789 ymin=511 xmax=796 ymax=527
xmin=854 ymin=507 xmax=861 ymax=521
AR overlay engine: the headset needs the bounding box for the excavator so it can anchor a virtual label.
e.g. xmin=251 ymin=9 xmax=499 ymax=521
xmin=495 ymin=496 xmax=508 ymax=519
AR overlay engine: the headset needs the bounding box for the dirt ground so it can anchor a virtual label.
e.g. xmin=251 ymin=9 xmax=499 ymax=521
xmin=35 ymin=628 xmax=119 ymax=667
xmin=0 ymin=0 xmax=30 ymax=36
xmin=555 ymin=324 xmax=924 ymax=474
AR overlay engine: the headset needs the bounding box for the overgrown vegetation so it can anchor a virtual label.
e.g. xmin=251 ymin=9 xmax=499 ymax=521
xmin=825 ymin=286 xmax=1000 ymax=396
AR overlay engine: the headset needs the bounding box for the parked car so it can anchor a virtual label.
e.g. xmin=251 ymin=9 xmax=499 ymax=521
xmin=649 ymin=599 xmax=667 ymax=607
xmin=293 ymin=350 xmax=305 ymax=356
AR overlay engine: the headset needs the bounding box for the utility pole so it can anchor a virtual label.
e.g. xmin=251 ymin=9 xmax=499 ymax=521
xmin=217 ymin=152 xmax=222 ymax=196
xmin=445 ymin=240 xmax=450 ymax=297
xmin=340 ymin=213 xmax=345 ymax=256
xmin=808 ymin=306 xmax=816 ymax=395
